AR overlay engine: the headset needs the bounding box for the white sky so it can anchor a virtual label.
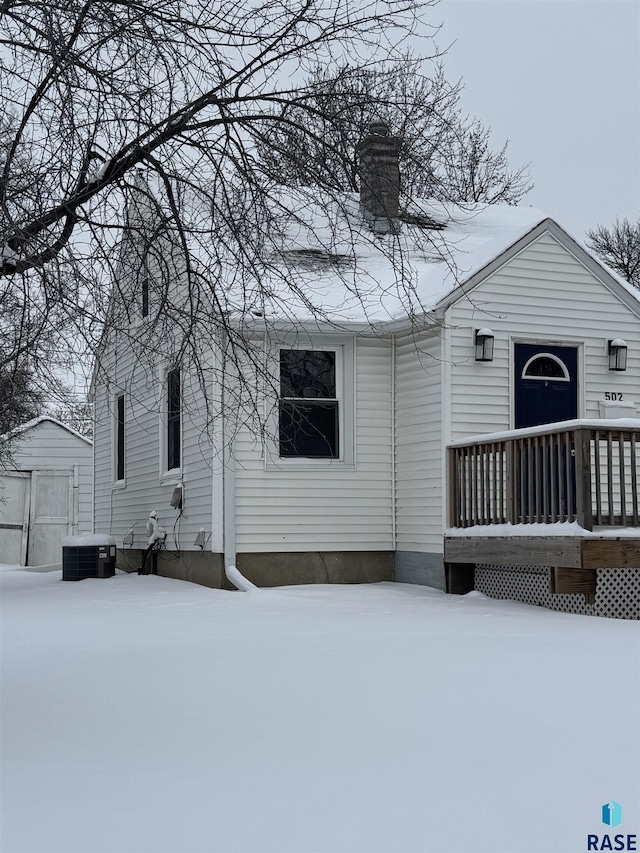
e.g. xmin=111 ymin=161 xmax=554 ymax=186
xmin=430 ymin=0 xmax=640 ymax=240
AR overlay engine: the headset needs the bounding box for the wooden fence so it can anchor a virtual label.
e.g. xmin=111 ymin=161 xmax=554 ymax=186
xmin=448 ymin=422 xmax=640 ymax=531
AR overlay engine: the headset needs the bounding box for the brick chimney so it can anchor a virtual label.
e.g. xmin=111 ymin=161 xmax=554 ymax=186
xmin=357 ymin=121 xmax=400 ymax=234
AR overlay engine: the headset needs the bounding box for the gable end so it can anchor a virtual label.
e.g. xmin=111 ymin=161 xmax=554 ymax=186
xmin=437 ymin=218 xmax=640 ymax=320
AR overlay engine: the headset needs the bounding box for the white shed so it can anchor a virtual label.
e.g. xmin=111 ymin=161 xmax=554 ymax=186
xmin=0 ymin=417 xmax=93 ymax=567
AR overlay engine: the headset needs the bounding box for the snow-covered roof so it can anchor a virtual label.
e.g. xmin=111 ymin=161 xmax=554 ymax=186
xmin=231 ymin=189 xmax=639 ymax=328
xmin=1 ymin=416 xmax=92 ymax=445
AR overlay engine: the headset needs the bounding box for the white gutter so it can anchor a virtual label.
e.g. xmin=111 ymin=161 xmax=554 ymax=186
xmin=236 ymin=312 xmax=446 ymax=338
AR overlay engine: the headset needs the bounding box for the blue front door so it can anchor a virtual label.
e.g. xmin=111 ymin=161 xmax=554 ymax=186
xmin=514 ymin=343 xmax=578 ymax=429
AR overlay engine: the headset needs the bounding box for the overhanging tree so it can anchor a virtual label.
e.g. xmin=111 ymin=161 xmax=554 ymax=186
xmin=1 ymin=0 xmax=435 ymax=279
xmin=0 ymin=276 xmax=56 ymax=436
xmin=0 ymin=0 xmax=532 ymax=463
xmin=586 ymin=217 xmax=640 ymax=289
xmin=255 ymin=61 xmax=531 ymax=204
xmin=0 ymin=365 xmax=44 ymax=437
xmin=1 ymin=0 xmax=443 ymax=458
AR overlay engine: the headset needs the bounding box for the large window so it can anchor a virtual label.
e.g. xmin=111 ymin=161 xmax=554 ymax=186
xmin=115 ymin=393 xmax=125 ymax=482
xmin=279 ymin=349 xmax=339 ymax=458
xmin=167 ymin=368 xmax=181 ymax=470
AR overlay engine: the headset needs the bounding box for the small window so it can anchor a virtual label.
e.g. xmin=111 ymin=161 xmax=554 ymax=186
xmin=279 ymin=350 xmax=339 ymax=458
xmin=167 ymin=368 xmax=181 ymax=470
xmin=141 ymin=276 xmax=149 ymax=318
xmin=115 ymin=393 xmax=125 ymax=482
xmin=521 ymin=354 xmax=569 ymax=381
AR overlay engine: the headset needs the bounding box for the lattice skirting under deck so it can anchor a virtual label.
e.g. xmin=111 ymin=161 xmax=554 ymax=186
xmin=475 ymin=565 xmax=640 ymax=620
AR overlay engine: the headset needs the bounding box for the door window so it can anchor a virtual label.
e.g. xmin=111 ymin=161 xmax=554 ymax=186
xmin=521 ymin=354 xmax=570 ymax=381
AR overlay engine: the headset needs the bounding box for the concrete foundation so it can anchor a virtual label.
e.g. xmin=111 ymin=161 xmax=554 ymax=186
xmin=116 ymin=549 xmax=393 ymax=589
xmin=394 ymin=551 xmax=445 ymax=590
xmin=237 ymin=551 xmax=393 ymax=587
xmin=116 ymin=549 xmax=228 ymax=589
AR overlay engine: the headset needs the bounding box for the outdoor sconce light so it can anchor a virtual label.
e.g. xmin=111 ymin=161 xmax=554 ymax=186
xmin=608 ymin=339 xmax=628 ymax=371
xmin=475 ymin=328 xmax=495 ymax=362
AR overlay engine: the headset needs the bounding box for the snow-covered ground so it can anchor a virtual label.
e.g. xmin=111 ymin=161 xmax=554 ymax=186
xmin=1 ymin=565 xmax=639 ymax=853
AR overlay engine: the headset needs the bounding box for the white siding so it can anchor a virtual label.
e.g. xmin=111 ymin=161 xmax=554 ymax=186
xmin=93 ymin=227 xmax=640 ymax=566
xmin=234 ymin=337 xmax=394 ymax=552
xmin=93 ymin=342 xmax=214 ymax=553
xmin=93 ymin=194 xmax=216 ymax=555
xmin=394 ymin=331 xmax=443 ymax=552
xmin=393 ymin=230 xmax=640 ymax=553
xmin=447 ymin=231 xmax=640 ymax=441
xmin=7 ymin=421 xmax=93 ymax=530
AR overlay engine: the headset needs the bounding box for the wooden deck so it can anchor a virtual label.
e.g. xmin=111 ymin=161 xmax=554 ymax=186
xmin=444 ymin=420 xmax=640 ymax=597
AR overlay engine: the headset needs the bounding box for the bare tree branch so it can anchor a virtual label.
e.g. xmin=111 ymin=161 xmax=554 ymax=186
xmin=586 ymin=217 xmax=640 ymax=289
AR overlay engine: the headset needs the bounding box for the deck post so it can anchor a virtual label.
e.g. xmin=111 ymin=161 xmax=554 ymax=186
xmin=448 ymin=447 xmax=458 ymax=528
xmin=506 ymin=439 xmax=516 ymax=524
xmin=574 ymin=428 xmax=593 ymax=531
xmin=550 ymin=566 xmax=596 ymax=602
xmin=445 ymin=562 xmax=475 ymax=595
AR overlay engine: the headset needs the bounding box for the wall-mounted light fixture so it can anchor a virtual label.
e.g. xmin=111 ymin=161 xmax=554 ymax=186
xmin=608 ymin=339 xmax=628 ymax=371
xmin=475 ymin=328 xmax=495 ymax=362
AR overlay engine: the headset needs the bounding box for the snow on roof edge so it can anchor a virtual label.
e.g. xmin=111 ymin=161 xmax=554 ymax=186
xmin=1 ymin=416 xmax=93 ymax=446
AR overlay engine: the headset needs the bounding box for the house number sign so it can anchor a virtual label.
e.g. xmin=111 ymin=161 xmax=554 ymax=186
xmin=604 ymin=392 xmax=624 ymax=401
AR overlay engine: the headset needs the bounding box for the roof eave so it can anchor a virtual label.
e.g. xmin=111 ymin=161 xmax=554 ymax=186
xmin=1 ymin=416 xmax=92 ymax=446
xmin=432 ymin=217 xmax=640 ymax=318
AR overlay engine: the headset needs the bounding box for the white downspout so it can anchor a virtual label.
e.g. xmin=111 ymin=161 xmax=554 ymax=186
xmin=391 ymin=334 xmax=397 ymax=552
xmin=221 ymin=331 xmax=237 ymax=573
xmin=441 ymin=312 xmax=452 ymax=533
xmin=222 ymin=415 xmax=236 ymax=573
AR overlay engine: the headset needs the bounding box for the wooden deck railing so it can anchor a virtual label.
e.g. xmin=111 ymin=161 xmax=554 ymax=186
xmin=448 ymin=420 xmax=640 ymax=532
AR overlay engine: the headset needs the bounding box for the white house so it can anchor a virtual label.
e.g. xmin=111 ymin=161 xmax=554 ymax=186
xmin=92 ymin=126 xmax=640 ymax=595
xmin=0 ymin=417 xmax=93 ymax=567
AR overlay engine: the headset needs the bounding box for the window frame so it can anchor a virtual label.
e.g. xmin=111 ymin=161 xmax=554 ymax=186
xmin=521 ymin=352 xmax=571 ymax=382
xmin=167 ymin=367 xmax=181 ymax=472
xmin=264 ymin=335 xmax=355 ymax=470
xmin=159 ymin=366 xmax=183 ymax=481
xmin=128 ymin=252 xmax=153 ymax=327
xmin=279 ymin=349 xmax=340 ymax=459
xmin=111 ymin=390 xmax=126 ymax=487
xmin=141 ymin=274 xmax=150 ymax=318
